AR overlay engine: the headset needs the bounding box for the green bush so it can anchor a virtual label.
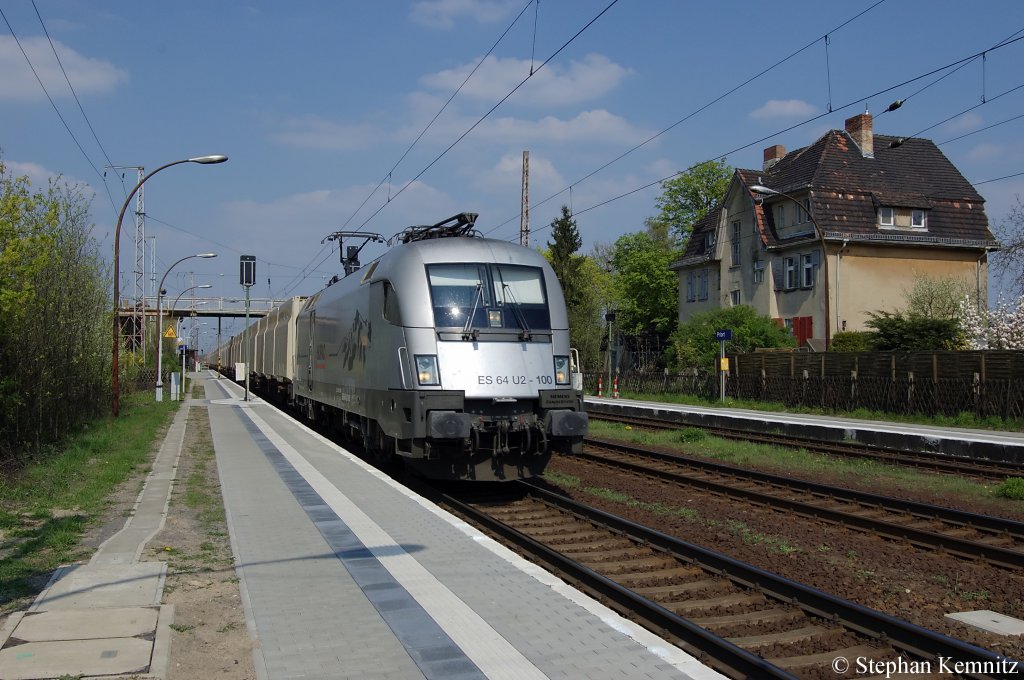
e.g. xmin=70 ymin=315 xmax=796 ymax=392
xmin=666 ymin=305 xmax=795 ymax=371
xmin=996 ymin=478 xmax=1024 ymax=500
xmin=829 ymin=331 xmax=873 ymax=352
xmin=865 ymin=311 xmax=965 ymax=351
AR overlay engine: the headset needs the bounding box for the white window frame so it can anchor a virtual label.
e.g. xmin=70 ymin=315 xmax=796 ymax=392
xmin=784 ymin=318 xmax=794 ymax=335
xmin=730 ymin=289 xmax=740 ymax=306
xmin=784 ymin=257 xmax=797 ymax=290
xmin=795 ymin=198 xmax=810 ymax=224
xmin=752 ymin=260 xmax=765 ymax=284
xmin=879 ymin=206 xmax=895 ymax=227
xmin=801 ymin=253 xmax=815 ymax=288
xmin=775 ymin=204 xmax=786 ymax=228
xmin=911 ymin=209 xmax=927 ymax=229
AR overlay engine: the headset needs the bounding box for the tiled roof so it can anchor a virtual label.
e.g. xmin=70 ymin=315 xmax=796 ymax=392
xmin=671 ymin=205 xmax=721 ymax=269
xmin=742 ymin=130 xmax=996 ymax=247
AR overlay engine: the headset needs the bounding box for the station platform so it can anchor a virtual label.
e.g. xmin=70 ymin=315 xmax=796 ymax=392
xmin=585 ymin=396 xmax=1024 ymax=463
xmin=204 ymin=374 xmax=723 ymax=680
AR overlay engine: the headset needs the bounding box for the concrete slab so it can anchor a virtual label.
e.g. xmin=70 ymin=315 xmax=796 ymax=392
xmin=0 ymin=637 xmax=153 ymax=679
xmin=32 ymin=563 xmax=165 ymax=610
xmin=946 ymin=610 xmax=1024 ymax=636
xmin=12 ymin=607 xmax=159 ymax=641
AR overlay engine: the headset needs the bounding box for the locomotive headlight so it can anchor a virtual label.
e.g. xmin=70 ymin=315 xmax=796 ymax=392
xmin=415 ymin=355 xmax=440 ymax=386
xmin=554 ymin=356 xmax=570 ymax=385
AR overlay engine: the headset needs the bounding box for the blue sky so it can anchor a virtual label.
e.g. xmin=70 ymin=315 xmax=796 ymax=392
xmin=2 ymin=1 xmax=1024 ymax=348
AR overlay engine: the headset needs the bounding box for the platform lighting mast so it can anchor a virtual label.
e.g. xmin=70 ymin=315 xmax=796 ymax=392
xmin=520 ymin=150 xmax=530 ymax=247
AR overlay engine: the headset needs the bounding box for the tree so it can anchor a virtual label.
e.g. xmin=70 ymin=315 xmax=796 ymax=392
xmin=655 ymin=158 xmax=732 ymax=242
xmin=864 ymin=311 xmax=964 ymax=351
xmin=666 ymin=306 xmax=795 ymax=371
xmin=544 ymin=206 xmax=610 ymax=370
xmin=0 ymin=161 xmax=109 ymax=461
xmin=992 ymin=196 xmax=1024 ymax=296
xmin=547 ymin=205 xmax=583 ymax=306
xmin=609 ymin=230 xmax=680 ymax=337
xmin=958 ymin=294 xmax=1024 ymax=349
xmin=903 ymin=272 xmax=974 ymax=319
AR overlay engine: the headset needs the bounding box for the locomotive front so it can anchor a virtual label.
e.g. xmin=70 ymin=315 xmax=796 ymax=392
xmin=382 ymin=231 xmax=586 ymax=480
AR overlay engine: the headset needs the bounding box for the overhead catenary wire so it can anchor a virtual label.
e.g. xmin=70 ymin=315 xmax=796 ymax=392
xmin=30 ymin=0 xmax=127 ymax=200
xmin=938 ymin=112 xmax=1024 ymax=145
xmin=483 ymin=0 xmax=889 ymax=238
xmin=352 ymin=0 xmax=622 ymax=233
xmin=521 ymin=35 xmax=1024 ymax=241
xmin=273 ymin=0 xmax=539 ymax=299
xmin=274 ymin=0 xmax=620 ymax=299
xmin=0 ymin=6 xmax=119 ymax=215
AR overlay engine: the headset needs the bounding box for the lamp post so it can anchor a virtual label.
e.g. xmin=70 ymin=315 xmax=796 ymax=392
xmin=112 ymin=155 xmax=227 ymax=417
xmin=749 ymin=184 xmax=831 ymax=349
xmin=156 ymin=256 xmax=216 ymax=401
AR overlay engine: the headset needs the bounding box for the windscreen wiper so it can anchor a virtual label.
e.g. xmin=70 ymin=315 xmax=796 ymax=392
xmin=502 ymin=284 xmax=532 ymax=341
xmin=461 ymin=283 xmax=483 ymax=341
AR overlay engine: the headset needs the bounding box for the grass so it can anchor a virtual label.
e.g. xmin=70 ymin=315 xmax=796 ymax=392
xmin=611 ymin=390 xmax=1024 ymax=432
xmin=0 ymin=392 xmax=179 ymax=607
xmin=586 ymin=419 xmax=1023 ymax=507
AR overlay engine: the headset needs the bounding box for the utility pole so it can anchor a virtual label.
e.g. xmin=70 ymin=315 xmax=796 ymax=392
xmin=110 ymin=166 xmax=146 ymax=362
xmin=520 ymin=150 xmax=529 ymax=247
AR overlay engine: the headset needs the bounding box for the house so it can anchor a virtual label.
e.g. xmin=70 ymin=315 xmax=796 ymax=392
xmin=670 ymin=112 xmax=999 ymax=349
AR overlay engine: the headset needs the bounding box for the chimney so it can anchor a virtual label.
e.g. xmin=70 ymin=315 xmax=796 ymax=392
xmin=763 ymin=144 xmax=786 ymax=171
xmin=845 ymin=112 xmax=874 ymax=158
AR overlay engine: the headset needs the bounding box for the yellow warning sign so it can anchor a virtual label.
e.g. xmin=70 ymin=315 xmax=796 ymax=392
xmin=163 ymin=325 xmax=177 ymax=339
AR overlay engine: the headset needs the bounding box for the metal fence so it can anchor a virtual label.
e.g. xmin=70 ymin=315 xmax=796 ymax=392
xmin=584 ymin=350 xmax=1024 ymax=421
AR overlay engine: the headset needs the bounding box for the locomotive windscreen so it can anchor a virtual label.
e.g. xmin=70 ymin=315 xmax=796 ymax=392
xmin=427 ymin=263 xmax=551 ymax=330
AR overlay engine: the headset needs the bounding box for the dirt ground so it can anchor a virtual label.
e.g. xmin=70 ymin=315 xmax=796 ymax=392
xmin=544 ymin=454 xmax=1024 ymax=662
xmin=140 ymin=401 xmax=256 ymax=680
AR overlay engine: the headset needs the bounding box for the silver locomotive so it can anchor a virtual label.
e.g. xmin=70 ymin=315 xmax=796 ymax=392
xmin=219 ymin=213 xmax=587 ymax=481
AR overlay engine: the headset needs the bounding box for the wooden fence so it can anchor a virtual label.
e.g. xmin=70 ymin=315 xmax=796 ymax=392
xmin=584 ymin=350 xmax=1024 ymax=421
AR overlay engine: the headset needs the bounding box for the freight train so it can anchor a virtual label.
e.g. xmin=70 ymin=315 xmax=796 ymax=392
xmin=211 ymin=213 xmax=587 ymax=481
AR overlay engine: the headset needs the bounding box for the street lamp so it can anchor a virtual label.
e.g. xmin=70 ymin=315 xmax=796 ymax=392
xmin=112 ymin=154 xmax=228 ymax=416
xmin=156 ymin=255 xmax=216 ymax=401
xmin=165 ymin=284 xmax=211 ymax=401
xmin=749 ymin=184 xmax=831 ymax=349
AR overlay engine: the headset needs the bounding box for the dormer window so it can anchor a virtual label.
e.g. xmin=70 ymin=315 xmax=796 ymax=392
xmin=705 ymin=231 xmax=716 ymax=250
xmin=878 ymin=206 xmax=928 ymax=230
xmin=879 ymin=206 xmax=895 ymax=227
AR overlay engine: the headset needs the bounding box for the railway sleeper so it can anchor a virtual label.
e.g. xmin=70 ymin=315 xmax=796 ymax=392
xmin=768 ymin=644 xmax=894 ymax=671
xmin=664 ymin=592 xmax=768 ymax=616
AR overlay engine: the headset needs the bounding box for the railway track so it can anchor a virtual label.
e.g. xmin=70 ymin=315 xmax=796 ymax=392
xmin=443 ymin=483 xmax=1016 ymax=679
xmin=580 ymin=437 xmax=1024 ymax=570
xmin=588 ymin=412 xmax=1024 ymax=481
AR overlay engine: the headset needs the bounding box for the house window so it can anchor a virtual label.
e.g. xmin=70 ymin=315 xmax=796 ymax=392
xmin=879 ymin=206 xmax=894 ymax=227
xmin=730 ymin=289 xmax=740 ymax=306
xmin=784 ymin=318 xmax=794 ymax=335
xmin=775 ymin=204 xmax=786 ymax=227
xmin=912 ymin=209 xmax=927 ymax=229
xmin=685 ymin=272 xmax=695 ymax=302
xmin=784 ymin=257 xmax=797 ymax=290
xmin=801 ymin=253 xmax=814 ymax=288
xmin=752 ymin=260 xmax=765 ymax=284
xmin=730 ymin=221 xmax=741 ymax=266
xmin=705 ymin=231 xmax=716 ymax=251
xmin=698 ymin=269 xmax=709 ymax=300
xmin=795 ymin=198 xmax=810 ymax=224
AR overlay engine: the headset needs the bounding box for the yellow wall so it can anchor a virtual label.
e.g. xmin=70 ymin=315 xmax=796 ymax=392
xmin=834 ymin=245 xmax=987 ymax=332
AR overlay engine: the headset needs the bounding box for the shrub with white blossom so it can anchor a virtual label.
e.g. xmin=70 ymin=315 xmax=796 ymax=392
xmin=958 ymin=295 xmax=1024 ymax=350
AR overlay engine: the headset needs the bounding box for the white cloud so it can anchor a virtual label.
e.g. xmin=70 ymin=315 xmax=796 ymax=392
xmin=749 ymin=99 xmax=818 ymax=120
xmin=409 ymin=0 xmax=519 ymax=29
xmin=942 ymin=112 xmax=984 ymax=135
xmin=420 ymin=53 xmax=631 ymax=107
xmin=273 ymin=116 xmax=380 ymax=150
xmin=0 ymin=36 xmax=126 ymax=101
xmin=3 ymin=159 xmax=91 ymax=193
xmin=471 ymin=152 xmax=566 ymax=196
xmin=480 ymin=109 xmax=650 ymax=145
